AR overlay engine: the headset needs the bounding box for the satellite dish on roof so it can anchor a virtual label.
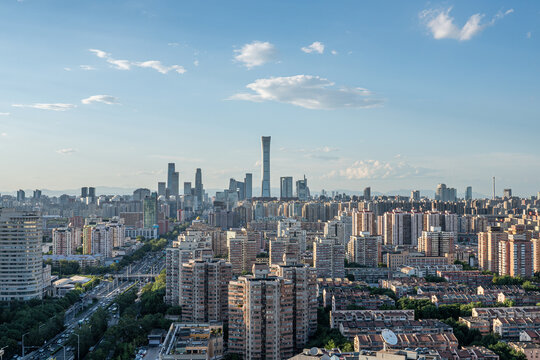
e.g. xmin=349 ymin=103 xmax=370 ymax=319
xmin=309 ymin=347 xmax=319 ymax=356
xmin=382 ymin=328 xmax=398 ymax=350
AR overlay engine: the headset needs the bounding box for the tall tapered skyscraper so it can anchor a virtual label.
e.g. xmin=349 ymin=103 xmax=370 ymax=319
xmin=195 ymin=168 xmax=203 ymax=205
xmin=261 ymin=136 xmax=271 ymax=197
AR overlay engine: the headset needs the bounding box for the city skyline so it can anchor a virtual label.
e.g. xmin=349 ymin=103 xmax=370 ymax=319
xmin=1 ymin=1 xmax=539 ymax=196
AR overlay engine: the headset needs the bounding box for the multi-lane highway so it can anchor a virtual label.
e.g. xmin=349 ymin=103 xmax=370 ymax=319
xmin=20 ymin=250 xmax=165 ymax=360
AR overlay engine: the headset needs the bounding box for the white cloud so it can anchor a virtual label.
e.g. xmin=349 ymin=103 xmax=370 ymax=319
xmin=420 ymin=7 xmax=513 ymax=41
xmin=0 ymin=112 xmax=10 ymax=116
xmin=81 ymin=95 xmax=119 ymax=105
xmin=12 ymin=103 xmax=76 ymax=111
xmin=89 ymin=49 xmax=108 ymax=58
xmin=234 ymin=41 xmax=277 ymax=69
xmin=301 ymin=41 xmax=325 ymax=54
xmin=135 ymin=61 xmax=186 ymax=74
xmin=331 ymin=50 xmax=338 ymax=55
xmin=193 ymin=60 xmax=199 ymax=66
xmin=64 ymin=67 xmax=72 ymax=71
xmin=167 ymin=42 xmax=180 ymax=47
xmin=1 ymin=133 xmax=6 ymax=137
xmin=80 ymin=65 xmax=96 ymax=71
xmin=339 ymin=160 xmax=430 ymax=180
xmin=56 ymin=148 xmax=77 ymax=154
xmin=527 ymin=32 xmax=532 ymax=39
xmin=229 ymin=75 xmax=382 ymax=110
xmin=89 ymin=49 xmax=185 ymax=74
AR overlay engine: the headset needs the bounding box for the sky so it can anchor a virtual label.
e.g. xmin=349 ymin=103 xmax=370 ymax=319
xmin=0 ymin=0 xmax=539 ymax=197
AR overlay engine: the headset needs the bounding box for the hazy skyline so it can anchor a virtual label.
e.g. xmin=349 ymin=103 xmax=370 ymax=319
xmin=1 ymin=1 xmax=539 ymax=196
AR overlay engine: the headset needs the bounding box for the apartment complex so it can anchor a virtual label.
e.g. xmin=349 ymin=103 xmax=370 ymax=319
xmin=180 ymin=258 xmax=232 ymax=324
xmin=0 ymin=209 xmax=43 ymax=301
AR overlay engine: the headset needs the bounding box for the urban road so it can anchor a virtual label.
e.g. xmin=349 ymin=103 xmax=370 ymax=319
xmin=21 ymin=250 xmax=165 ymax=360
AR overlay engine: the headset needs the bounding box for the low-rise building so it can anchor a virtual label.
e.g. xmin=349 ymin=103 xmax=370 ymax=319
xmin=159 ymin=323 xmax=223 ymax=360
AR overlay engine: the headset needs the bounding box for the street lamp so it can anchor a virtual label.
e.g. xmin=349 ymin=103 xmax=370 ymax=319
xmin=59 ymin=344 xmax=67 ymax=360
xmin=74 ymin=333 xmax=80 ymax=360
xmin=0 ymin=346 xmax=7 ymax=360
xmin=22 ymin=332 xmax=29 ymax=357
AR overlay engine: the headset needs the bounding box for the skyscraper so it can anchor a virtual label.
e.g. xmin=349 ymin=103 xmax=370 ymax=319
xmin=503 ymin=188 xmax=512 ymax=199
xmin=143 ymin=194 xmax=158 ymax=228
xmin=0 ymin=209 xmax=43 ymax=301
xmin=465 ymin=186 xmax=473 ymax=201
xmin=157 ymin=182 xmax=166 ymax=197
xmin=296 ymin=175 xmax=310 ymax=201
xmin=261 ymin=136 xmax=271 ymax=197
xmin=183 ymin=182 xmax=192 ymax=196
xmin=195 ymin=168 xmax=203 ymax=205
xmin=363 ymin=186 xmax=371 ymax=200
xmin=280 ymin=176 xmax=293 ymax=199
xmin=167 ymin=163 xmax=179 ymax=196
xmin=81 ymin=187 xmax=88 ymax=198
xmin=16 ymin=189 xmax=25 ymax=202
xmin=88 ymin=187 xmax=96 ymax=199
xmin=244 ymin=173 xmax=252 ymax=199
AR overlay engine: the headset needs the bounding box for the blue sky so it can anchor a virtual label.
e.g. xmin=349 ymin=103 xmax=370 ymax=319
xmin=0 ymin=0 xmax=539 ymax=197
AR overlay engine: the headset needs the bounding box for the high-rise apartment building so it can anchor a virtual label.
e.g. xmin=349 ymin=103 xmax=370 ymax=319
xmin=261 ymin=136 xmax=271 ymax=197
xmin=347 ymin=233 xmax=381 ymax=266
xmin=81 ymin=187 xmax=88 ymax=198
xmin=503 ymin=188 xmax=512 ymax=199
xmin=411 ymin=190 xmax=420 ymax=201
xmin=418 ymin=227 xmax=455 ymax=258
xmin=0 ymin=209 xmax=43 ymax=301
xmin=228 ymin=271 xmax=294 ymax=359
xmin=313 ymin=237 xmax=345 ymax=278
xmin=478 ymin=227 xmax=507 ymax=273
xmin=244 ymin=173 xmax=253 ymax=199
xmin=270 ymin=262 xmax=317 ymax=352
xmin=180 ymin=258 xmax=232 ymax=324
xmin=435 ymin=183 xmax=457 ymax=202
xmin=227 ymin=230 xmax=258 ymax=274
xmin=52 ymin=227 xmax=73 ymax=256
xmin=143 ymin=194 xmax=158 ymax=228
xmin=280 ymin=176 xmax=293 ymax=199
xmin=269 ymin=238 xmax=300 ymax=266
xmin=352 ymin=209 xmax=376 ymax=236
xmin=499 ymin=234 xmax=533 ymax=277
xmin=383 ymin=210 xmax=423 ymax=246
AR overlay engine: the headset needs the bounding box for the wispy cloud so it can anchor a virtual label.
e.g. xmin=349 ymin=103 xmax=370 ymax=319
xmin=56 ymin=148 xmax=77 ymax=155
xmin=1 ymin=132 xmax=7 ymax=137
xmin=526 ymin=32 xmax=532 ymax=39
xmin=234 ymin=41 xmax=277 ymax=69
xmin=230 ymin=75 xmax=382 ymax=110
xmin=331 ymin=50 xmax=338 ymax=55
xmin=89 ymin=49 xmax=186 ymax=74
xmin=12 ymin=103 xmax=76 ymax=111
xmin=135 ymin=61 xmax=185 ymax=74
xmin=81 ymin=95 xmax=119 ymax=105
xmin=338 ymin=159 xmax=433 ymax=180
xmin=0 ymin=112 xmax=10 ymax=116
xmin=80 ymin=65 xmax=96 ymax=71
xmin=301 ymin=41 xmax=325 ymax=54
xmin=420 ymin=7 xmax=513 ymax=41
